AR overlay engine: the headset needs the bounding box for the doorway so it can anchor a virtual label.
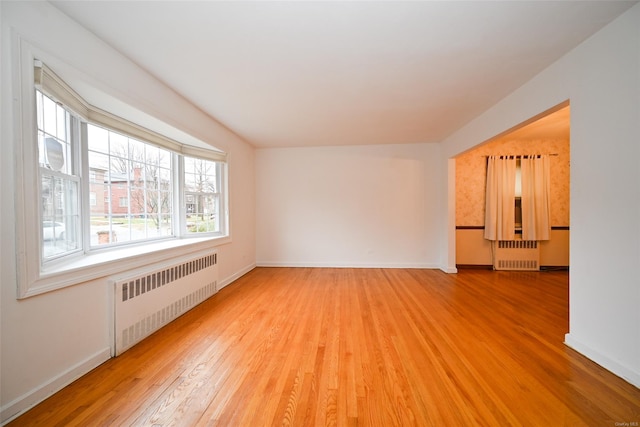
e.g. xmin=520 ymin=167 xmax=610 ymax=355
xmin=454 ymin=105 xmax=570 ymax=270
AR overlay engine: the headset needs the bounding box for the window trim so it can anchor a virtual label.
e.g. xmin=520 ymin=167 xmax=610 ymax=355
xmin=13 ymin=38 xmax=230 ymax=299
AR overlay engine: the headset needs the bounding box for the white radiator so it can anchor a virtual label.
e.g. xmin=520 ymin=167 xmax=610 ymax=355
xmin=493 ymin=237 xmax=540 ymax=271
xmin=111 ymin=250 xmax=218 ymax=356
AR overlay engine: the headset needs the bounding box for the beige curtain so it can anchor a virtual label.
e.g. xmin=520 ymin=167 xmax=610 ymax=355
xmin=521 ymin=155 xmax=551 ymax=241
xmin=484 ymin=156 xmax=516 ymax=241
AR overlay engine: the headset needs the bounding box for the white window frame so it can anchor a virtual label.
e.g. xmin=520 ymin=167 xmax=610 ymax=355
xmin=13 ymin=39 xmax=230 ymax=299
xmin=183 ymin=156 xmax=225 ymax=235
xmin=37 ymin=90 xmax=83 ymax=263
xmin=85 ymin=123 xmax=179 ymax=248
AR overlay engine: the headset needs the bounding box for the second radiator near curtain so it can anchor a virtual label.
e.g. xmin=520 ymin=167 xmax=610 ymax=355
xmin=492 ymin=236 xmax=540 ymax=271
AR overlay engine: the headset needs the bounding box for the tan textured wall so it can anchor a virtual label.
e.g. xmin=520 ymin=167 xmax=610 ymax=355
xmin=455 ymin=138 xmax=570 ymax=227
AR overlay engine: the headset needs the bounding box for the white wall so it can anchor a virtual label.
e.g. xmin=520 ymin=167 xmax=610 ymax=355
xmin=0 ymin=2 xmax=255 ymax=423
xmin=256 ymin=143 xmax=443 ymax=268
xmin=440 ymin=4 xmax=640 ymax=387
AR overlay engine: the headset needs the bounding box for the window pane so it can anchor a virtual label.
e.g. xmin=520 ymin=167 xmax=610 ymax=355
xmin=37 ymin=94 xmax=73 ymax=175
xmin=88 ymin=124 xmax=174 ymax=246
xmin=42 ymin=94 xmax=58 ymax=137
xmin=159 ymin=167 xmax=171 ymax=184
xmin=158 ymin=190 xmax=172 ymax=214
xmin=109 ymin=155 xmax=129 ymax=179
xmin=129 ymin=185 xmax=145 ymax=213
xmin=37 ymin=90 xmax=80 ymax=262
xmin=185 ymin=173 xmax=197 ymax=191
xmin=89 ymin=151 xmax=109 ymax=172
xmin=128 ymin=139 xmax=146 ymax=165
xmin=184 ymin=157 xmax=221 ymax=234
xmin=145 ymin=144 xmax=159 ymax=165
xmin=147 ymin=214 xmax=173 ymax=238
xmin=110 ymin=214 xmax=129 ymax=244
xmin=87 ymin=125 xmax=109 ymax=154
xmin=56 ymin=104 xmax=68 ymax=140
xmin=184 ymin=157 xmax=196 ymax=173
xmin=42 ymin=174 xmax=80 ymax=259
xmin=90 ymin=213 xmax=112 ymax=245
xmin=109 ymin=132 xmax=129 ymax=158
xmin=158 ymin=151 xmax=171 ymax=169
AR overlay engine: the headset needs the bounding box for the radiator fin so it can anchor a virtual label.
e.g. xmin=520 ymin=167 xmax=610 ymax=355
xmin=121 ymin=253 xmax=217 ymax=302
xmin=497 ymin=240 xmax=538 ymax=250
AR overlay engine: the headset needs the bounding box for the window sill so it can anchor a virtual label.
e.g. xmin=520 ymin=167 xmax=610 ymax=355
xmin=22 ymin=235 xmax=230 ymax=299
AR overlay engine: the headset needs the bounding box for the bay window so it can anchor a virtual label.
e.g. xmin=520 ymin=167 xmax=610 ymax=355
xmin=18 ymin=58 xmax=228 ymax=298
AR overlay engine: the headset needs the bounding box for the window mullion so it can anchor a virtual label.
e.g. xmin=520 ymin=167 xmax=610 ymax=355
xmin=80 ymin=122 xmax=92 ymax=252
xmin=175 ymin=153 xmax=185 ymax=236
xmin=218 ymin=162 xmax=228 ymax=235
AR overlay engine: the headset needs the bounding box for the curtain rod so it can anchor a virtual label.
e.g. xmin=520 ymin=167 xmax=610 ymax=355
xmin=482 ymin=154 xmax=558 ymax=158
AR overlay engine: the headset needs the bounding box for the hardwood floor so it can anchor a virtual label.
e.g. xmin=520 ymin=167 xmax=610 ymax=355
xmin=8 ymin=268 xmax=640 ymax=426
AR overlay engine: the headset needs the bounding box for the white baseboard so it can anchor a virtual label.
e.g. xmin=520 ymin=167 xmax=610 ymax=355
xmin=564 ymin=333 xmax=640 ymax=388
xmin=218 ymin=262 xmax=256 ymax=290
xmin=440 ymin=265 xmax=458 ymax=274
xmin=256 ymin=261 xmax=438 ymax=269
xmin=1 ymin=347 xmax=111 ymax=425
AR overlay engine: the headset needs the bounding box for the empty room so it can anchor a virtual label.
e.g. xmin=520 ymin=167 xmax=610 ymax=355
xmin=1 ymin=1 xmax=639 ymax=425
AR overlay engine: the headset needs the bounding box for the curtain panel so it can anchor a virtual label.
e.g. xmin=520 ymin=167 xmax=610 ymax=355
xmin=484 ymin=156 xmax=516 ymax=241
xmin=521 ymin=155 xmax=551 ymax=241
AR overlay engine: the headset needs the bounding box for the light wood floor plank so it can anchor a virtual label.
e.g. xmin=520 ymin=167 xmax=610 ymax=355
xmin=7 ymin=267 xmax=640 ymax=426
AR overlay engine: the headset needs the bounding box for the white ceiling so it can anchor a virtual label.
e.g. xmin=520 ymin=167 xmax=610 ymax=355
xmin=51 ymin=1 xmax=635 ymax=148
